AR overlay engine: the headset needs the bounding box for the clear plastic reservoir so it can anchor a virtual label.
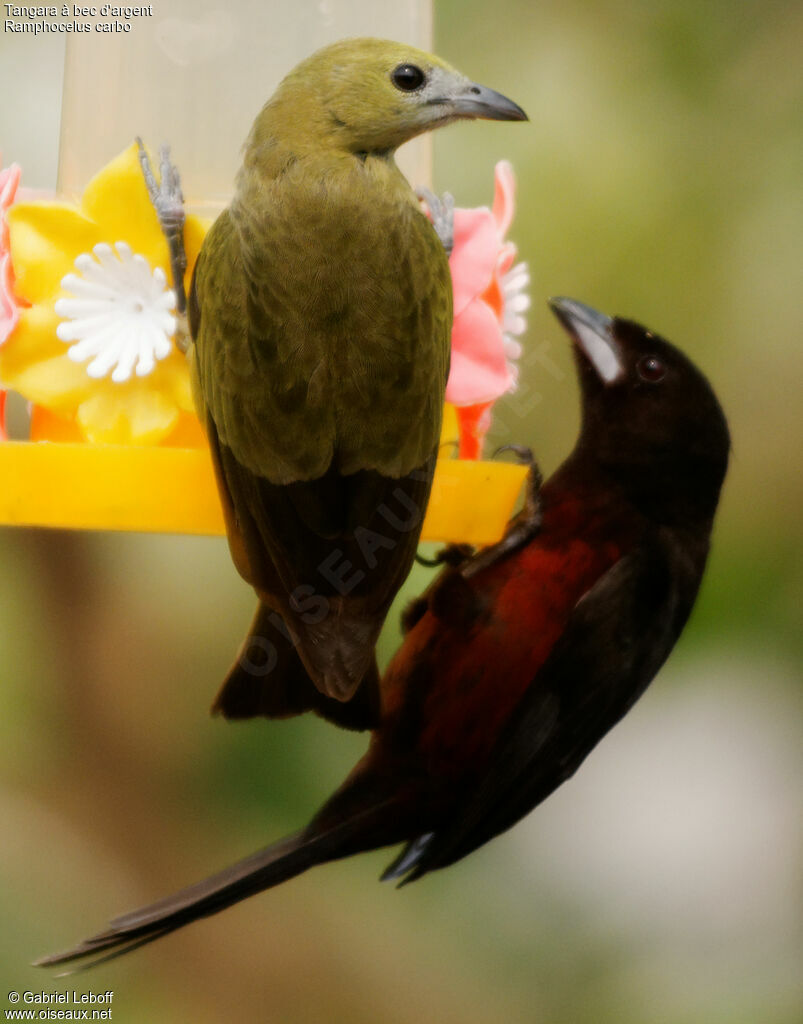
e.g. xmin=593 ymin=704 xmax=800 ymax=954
xmin=58 ymin=0 xmax=433 ymax=213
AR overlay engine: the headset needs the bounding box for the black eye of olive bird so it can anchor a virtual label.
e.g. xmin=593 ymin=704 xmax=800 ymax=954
xmin=36 ymin=298 xmax=729 ymax=972
xmin=392 ymin=63 xmax=426 ymax=91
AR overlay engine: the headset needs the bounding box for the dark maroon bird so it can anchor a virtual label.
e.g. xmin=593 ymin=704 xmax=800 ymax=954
xmin=37 ymin=297 xmax=730 ymax=970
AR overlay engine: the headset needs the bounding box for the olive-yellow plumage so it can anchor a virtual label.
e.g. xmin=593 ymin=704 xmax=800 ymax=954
xmin=189 ymin=38 xmax=527 ymax=721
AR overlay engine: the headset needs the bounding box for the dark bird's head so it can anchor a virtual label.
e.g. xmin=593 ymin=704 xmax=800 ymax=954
xmin=550 ymin=297 xmax=730 ymax=525
xmin=256 ymin=37 xmax=527 ymax=157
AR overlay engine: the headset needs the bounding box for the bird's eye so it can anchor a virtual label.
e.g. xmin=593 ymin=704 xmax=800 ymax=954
xmin=637 ymin=355 xmax=667 ymax=383
xmin=391 ymin=64 xmax=426 ymax=92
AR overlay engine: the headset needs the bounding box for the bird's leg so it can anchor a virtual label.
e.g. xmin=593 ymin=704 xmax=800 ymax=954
xmin=417 ymin=187 xmax=455 ymax=256
xmin=400 ymin=594 xmax=429 ymax=634
xmin=136 ymin=137 xmax=191 ymax=353
xmin=461 ymin=448 xmax=544 ymax=578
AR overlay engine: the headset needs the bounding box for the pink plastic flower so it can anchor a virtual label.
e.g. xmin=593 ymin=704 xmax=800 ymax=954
xmin=0 ymin=157 xmax=23 ymax=440
xmin=445 ymin=160 xmax=529 ymax=459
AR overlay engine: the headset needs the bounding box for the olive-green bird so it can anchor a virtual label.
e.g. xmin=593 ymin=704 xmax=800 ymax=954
xmin=188 ymin=37 xmax=527 ymax=728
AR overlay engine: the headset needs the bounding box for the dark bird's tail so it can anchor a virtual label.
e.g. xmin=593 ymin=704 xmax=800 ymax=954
xmin=35 ymin=795 xmax=400 ymax=973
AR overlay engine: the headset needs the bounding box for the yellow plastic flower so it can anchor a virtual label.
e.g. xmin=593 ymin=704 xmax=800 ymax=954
xmin=0 ymin=142 xmax=208 ymax=445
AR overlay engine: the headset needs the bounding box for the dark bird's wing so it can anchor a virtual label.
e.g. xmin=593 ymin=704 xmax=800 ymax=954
xmin=386 ymin=537 xmax=698 ymax=881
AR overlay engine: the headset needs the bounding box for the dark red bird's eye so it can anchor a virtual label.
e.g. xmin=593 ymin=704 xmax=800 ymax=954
xmin=392 ymin=64 xmax=426 ymax=92
xmin=637 ymin=355 xmax=667 ymax=383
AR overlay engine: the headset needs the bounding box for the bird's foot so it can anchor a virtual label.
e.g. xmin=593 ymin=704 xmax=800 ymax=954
xmin=417 ymin=187 xmax=455 ymax=256
xmin=498 ymin=459 xmax=544 ymax=543
xmin=492 ymin=443 xmax=535 ymax=466
xmin=137 ymin=137 xmax=188 ymax=327
xmin=493 ymin=443 xmax=544 ymax=532
xmin=415 ymin=543 xmax=475 ymax=569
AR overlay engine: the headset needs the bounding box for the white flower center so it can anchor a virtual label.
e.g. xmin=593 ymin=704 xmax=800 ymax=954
xmin=55 ymin=241 xmax=177 ymax=383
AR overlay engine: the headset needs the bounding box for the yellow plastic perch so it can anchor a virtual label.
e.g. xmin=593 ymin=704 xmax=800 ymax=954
xmin=0 ymin=442 xmax=527 ymax=546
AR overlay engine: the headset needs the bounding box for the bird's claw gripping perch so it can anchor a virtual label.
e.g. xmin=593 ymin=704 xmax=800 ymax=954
xmin=415 ymin=544 xmax=475 ymax=569
xmin=137 ymin=137 xmax=191 ymax=351
xmin=492 ymin=444 xmax=535 ymax=466
xmin=492 ymin=445 xmax=542 ymax=522
xmin=417 ymin=187 xmax=455 ymax=256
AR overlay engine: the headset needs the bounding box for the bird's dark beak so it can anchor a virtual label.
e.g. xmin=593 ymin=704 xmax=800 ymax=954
xmin=549 ymin=297 xmax=625 ymax=385
xmin=446 ymin=81 xmax=528 ymax=122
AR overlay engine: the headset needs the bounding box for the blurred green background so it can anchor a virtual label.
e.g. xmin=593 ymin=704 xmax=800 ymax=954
xmin=1 ymin=1 xmax=801 ymax=1021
